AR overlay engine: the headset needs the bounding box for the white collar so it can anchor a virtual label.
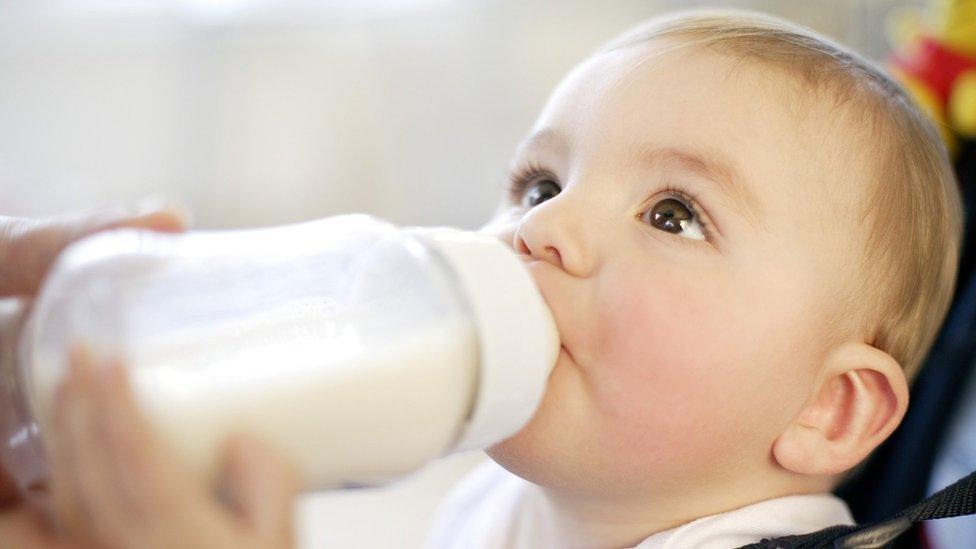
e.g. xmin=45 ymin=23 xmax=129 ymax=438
xmin=426 ymin=459 xmax=855 ymax=549
xmin=634 ymin=493 xmax=854 ymax=548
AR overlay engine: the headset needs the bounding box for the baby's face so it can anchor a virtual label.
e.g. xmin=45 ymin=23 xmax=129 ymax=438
xmin=478 ymin=41 xmax=872 ymax=501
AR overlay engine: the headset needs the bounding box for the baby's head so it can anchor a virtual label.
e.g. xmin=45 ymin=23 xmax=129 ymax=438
xmin=478 ymin=9 xmax=963 ymax=521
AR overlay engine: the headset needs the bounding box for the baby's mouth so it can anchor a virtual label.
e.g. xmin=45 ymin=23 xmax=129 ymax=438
xmin=518 ymin=255 xmax=570 ymax=365
xmin=560 ymin=343 xmax=576 ymax=364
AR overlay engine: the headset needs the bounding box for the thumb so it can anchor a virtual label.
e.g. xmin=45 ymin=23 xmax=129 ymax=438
xmin=0 ymin=200 xmax=190 ymax=296
xmin=218 ymin=434 xmax=302 ymax=543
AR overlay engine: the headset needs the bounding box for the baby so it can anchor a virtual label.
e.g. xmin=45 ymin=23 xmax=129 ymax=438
xmin=425 ymin=9 xmax=963 ymax=549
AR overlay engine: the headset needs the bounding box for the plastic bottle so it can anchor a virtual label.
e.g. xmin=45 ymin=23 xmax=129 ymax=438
xmin=0 ymin=214 xmax=560 ymax=502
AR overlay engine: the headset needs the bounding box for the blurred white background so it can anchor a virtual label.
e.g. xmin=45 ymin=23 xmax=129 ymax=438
xmin=0 ymin=0 xmax=923 ymax=547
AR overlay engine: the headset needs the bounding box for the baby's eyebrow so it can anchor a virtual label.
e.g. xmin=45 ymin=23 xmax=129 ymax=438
xmin=513 ymin=128 xmax=570 ymax=163
xmin=640 ymin=147 xmax=764 ymax=228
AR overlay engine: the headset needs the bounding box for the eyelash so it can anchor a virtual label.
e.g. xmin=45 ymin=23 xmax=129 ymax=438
xmin=504 ymin=160 xmax=551 ymax=203
xmin=503 ymin=161 xmax=715 ymax=243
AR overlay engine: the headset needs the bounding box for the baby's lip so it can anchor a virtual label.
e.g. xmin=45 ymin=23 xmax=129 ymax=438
xmin=520 ymin=256 xmax=571 ymax=361
xmin=520 ymin=259 xmax=552 ymax=301
xmin=560 ymin=343 xmax=576 ymax=364
xmin=520 ymin=255 xmax=549 ymax=285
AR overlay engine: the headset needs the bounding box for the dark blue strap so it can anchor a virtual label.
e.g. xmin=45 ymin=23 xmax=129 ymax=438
xmin=736 ymin=470 xmax=976 ymax=548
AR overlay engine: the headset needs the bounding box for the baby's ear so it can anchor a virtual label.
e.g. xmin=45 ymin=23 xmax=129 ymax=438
xmin=772 ymin=342 xmax=908 ymax=477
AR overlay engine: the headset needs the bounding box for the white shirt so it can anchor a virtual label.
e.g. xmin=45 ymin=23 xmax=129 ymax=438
xmin=425 ymin=460 xmax=855 ymax=549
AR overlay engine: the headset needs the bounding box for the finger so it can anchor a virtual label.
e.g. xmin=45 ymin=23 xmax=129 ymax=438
xmin=218 ymin=434 xmax=301 ymax=544
xmin=59 ymin=348 xmax=148 ymax=548
xmin=93 ymin=354 xmax=220 ymax=549
xmin=94 ymin=356 xmax=176 ymax=516
xmin=49 ymin=346 xmax=150 ymax=548
xmin=0 ymin=201 xmax=189 ymax=296
xmin=0 ymin=462 xmax=19 ymax=508
xmin=46 ymin=349 xmax=94 ymax=540
xmin=0 ymin=505 xmax=82 ymax=549
xmin=0 ymin=298 xmax=31 ymax=507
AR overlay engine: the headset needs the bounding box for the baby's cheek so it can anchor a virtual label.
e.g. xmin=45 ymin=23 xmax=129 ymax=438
xmin=588 ymin=274 xmax=762 ymax=471
xmin=591 ymin=273 xmax=729 ymax=399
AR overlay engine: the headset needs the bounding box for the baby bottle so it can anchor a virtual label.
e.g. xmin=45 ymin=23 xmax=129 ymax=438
xmin=0 ymin=214 xmax=560 ymax=501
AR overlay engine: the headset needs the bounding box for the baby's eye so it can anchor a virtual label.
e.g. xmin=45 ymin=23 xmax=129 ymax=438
xmin=641 ymin=198 xmax=706 ymax=241
xmin=521 ymin=178 xmax=561 ymax=208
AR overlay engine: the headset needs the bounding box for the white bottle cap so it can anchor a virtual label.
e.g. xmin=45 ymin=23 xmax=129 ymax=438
xmin=402 ymin=227 xmax=560 ymax=453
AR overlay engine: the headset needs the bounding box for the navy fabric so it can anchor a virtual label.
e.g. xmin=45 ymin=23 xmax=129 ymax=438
xmin=927 ymin=364 xmax=976 ymax=546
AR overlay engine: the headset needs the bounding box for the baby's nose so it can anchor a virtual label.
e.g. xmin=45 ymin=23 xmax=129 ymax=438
xmin=515 ymin=234 xmax=563 ymax=269
xmin=514 ymin=201 xmax=596 ymax=276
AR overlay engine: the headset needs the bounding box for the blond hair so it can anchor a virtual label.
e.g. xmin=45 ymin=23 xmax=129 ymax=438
xmin=599 ymin=10 xmax=963 ymax=381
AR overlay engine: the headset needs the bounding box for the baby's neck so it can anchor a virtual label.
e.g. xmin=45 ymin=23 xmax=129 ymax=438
xmin=535 ymin=472 xmax=826 ymax=548
xmin=540 ymin=484 xmax=734 ymax=548
xmin=539 ymin=488 xmax=682 ymax=548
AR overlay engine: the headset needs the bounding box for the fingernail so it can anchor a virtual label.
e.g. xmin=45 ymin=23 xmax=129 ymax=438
xmin=67 ymin=344 xmax=91 ymax=382
xmin=134 ymin=196 xmax=193 ymax=226
xmin=52 ymin=378 xmax=72 ymax=419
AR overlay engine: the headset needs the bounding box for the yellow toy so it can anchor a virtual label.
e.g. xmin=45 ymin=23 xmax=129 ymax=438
xmin=888 ymin=0 xmax=976 ymax=155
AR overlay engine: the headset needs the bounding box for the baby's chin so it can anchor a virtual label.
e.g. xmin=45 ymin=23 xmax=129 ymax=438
xmin=483 ymin=378 xmax=589 ymax=491
xmin=484 ymin=359 xmax=665 ymax=496
xmin=486 ymin=424 xmax=627 ymax=497
xmin=485 ymin=427 xmax=556 ymax=485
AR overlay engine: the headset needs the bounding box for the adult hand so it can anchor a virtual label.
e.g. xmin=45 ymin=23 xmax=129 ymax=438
xmin=48 ymin=347 xmax=301 ymax=549
xmin=0 ymin=204 xmax=188 ymax=296
xmin=0 ymin=203 xmax=188 ymax=506
xmin=0 ymin=504 xmax=79 ymax=548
